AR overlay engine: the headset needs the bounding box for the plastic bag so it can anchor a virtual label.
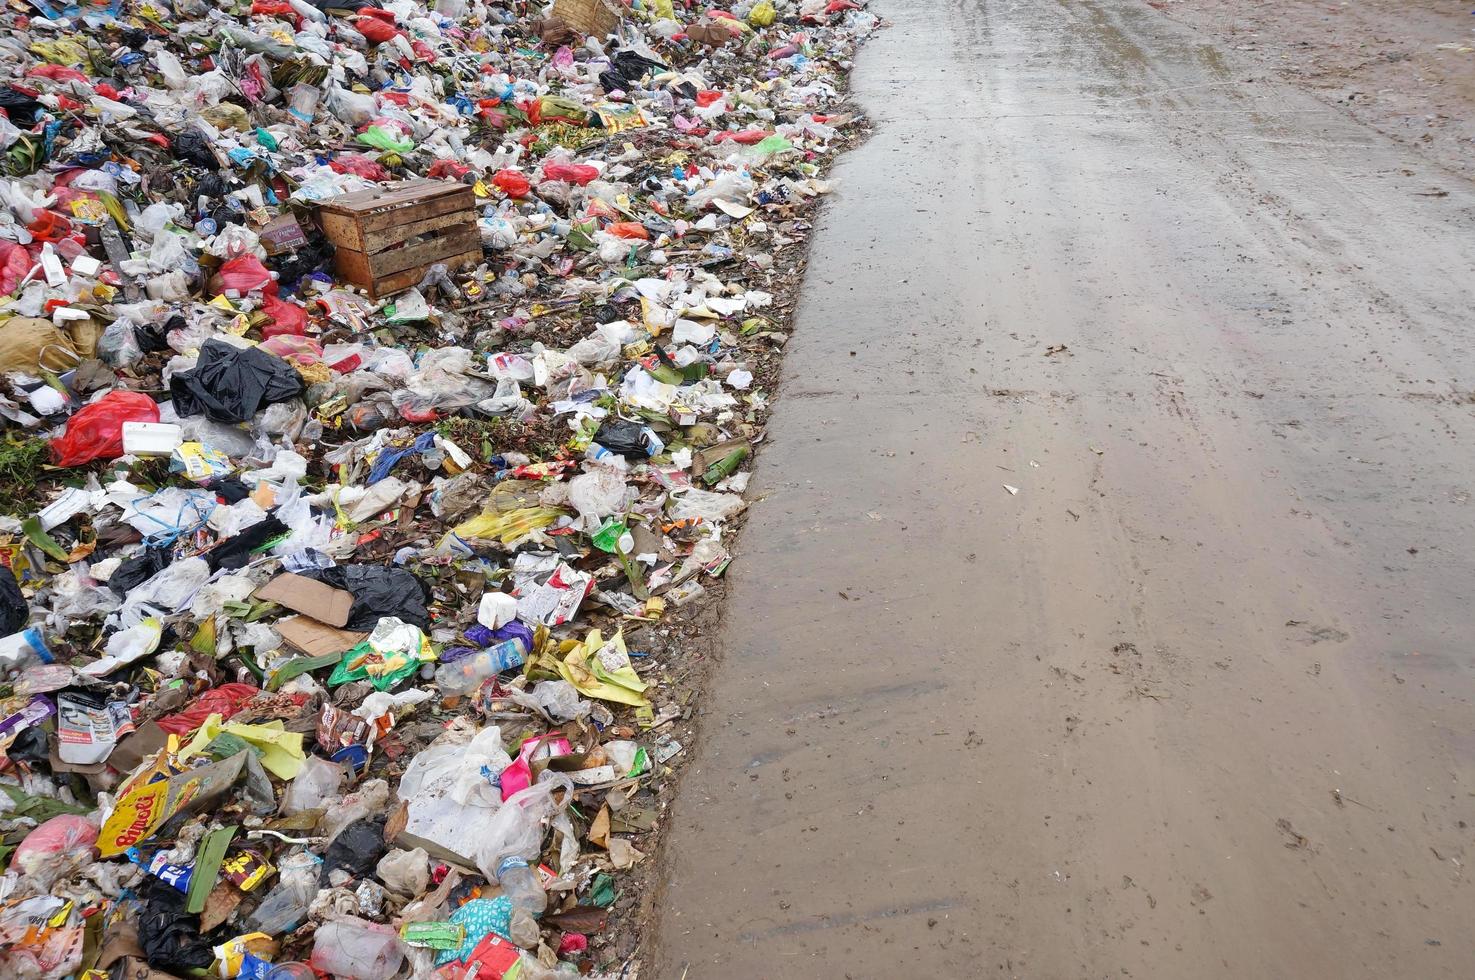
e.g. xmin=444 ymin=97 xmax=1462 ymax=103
xmin=50 ymin=390 xmax=160 ymax=466
xmin=567 ymin=466 xmax=629 ymax=530
xmin=13 ymin=814 xmax=97 ymax=886
xmin=508 ymin=679 xmax=592 ymax=723
xmin=302 ymin=565 xmax=430 ymax=631
xmin=311 ymin=917 xmax=404 ymax=980
xmin=170 ymin=338 xmax=305 ymax=423
xmin=492 ymin=169 xmax=530 ymax=197
xmin=375 ymin=847 xmax=429 ymax=896
xmin=472 ymin=773 xmax=574 ymax=885
xmin=97 ymin=318 xmax=145 ymax=368
xmin=116 ymin=557 xmax=211 ymax=628
xmin=218 ymin=253 xmax=274 ymax=295
xmin=139 ymin=879 xmax=218 ymax=972
xmin=323 ymin=779 xmax=390 ymax=842
xmin=282 ymin=754 xmax=347 ymax=815
xmin=0 ymin=566 xmax=25 ymax=635
xmin=592 ymin=418 xmax=663 ymax=459
xmin=319 ymin=817 xmax=387 ymax=885
xmin=540 ymin=161 xmax=598 ymax=186
xmin=262 ymin=293 xmax=308 ymax=338
xmin=155 ymin=683 xmax=260 ymax=736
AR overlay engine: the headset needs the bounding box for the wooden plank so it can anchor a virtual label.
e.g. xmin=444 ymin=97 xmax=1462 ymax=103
xmin=332 ymin=247 xmax=373 ymax=288
xmin=318 ymin=209 xmax=367 ymax=252
xmin=316 ymin=178 xmax=464 ymax=216
xmin=365 ymin=247 xmax=482 ymax=300
xmin=358 ymin=188 xmax=473 ymax=236
xmin=366 ymin=224 xmax=481 ymax=278
xmin=318 ymin=191 xmax=475 ymax=248
xmin=362 ymin=207 xmax=475 ymax=254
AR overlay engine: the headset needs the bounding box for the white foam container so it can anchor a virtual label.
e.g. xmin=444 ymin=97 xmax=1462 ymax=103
xmin=121 ymin=421 xmax=183 ymax=456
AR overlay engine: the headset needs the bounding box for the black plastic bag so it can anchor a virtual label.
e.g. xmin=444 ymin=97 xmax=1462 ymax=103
xmin=139 ymin=879 xmax=218 ymax=971
xmin=205 ymin=516 xmax=287 ymax=572
xmin=0 ymin=88 xmax=43 ymax=128
xmin=593 ymin=418 xmax=661 ymax=459
xmin=267 ymin=238 xmax=335 ymax=294
xmin=206 ymin=476 xmax=252 ymax=504
xmin=172 ymin=128 xmax=219 ymax=170
xmin=303 ymin=565 xmax=430 ymax=631
xmin=170 ymin=338 xmax=304 ymax=423
xmin=134 ymin=316 xmax=173 ymax=354
xmin=109 ymin=546 xmax=174 ymax=597
xmin=0 ymin=565 xmax=25 ymax=635
xmin=319 ymin=816 xmax=387 ymax=885
xmin=597 ymin=50 xmax=667 ymax=94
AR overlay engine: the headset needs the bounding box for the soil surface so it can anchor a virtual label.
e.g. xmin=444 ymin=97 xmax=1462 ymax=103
xmin=649 ymin=0 xmax=1475 ymax=976
xmin=1156 ymin=0 xmax=1475 ymax=183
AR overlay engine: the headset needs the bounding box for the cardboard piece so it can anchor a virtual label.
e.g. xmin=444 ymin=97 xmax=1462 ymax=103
xmin=253 ymin=574 xmax=353 ymax=628
xmin=97 ymin=752 xmax=250 ymax=857
xmin=105 ymin=721 xmax=169 ymax=774
xmin=275 ymin=615 xmax=367 ymax=657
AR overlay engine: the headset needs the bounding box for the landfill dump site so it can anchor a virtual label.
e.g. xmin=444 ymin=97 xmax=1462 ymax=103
xmin=10 ymin=0 xmax=1475 ymax=974
xmin=0 ymin=0 xmax=878 ymax=976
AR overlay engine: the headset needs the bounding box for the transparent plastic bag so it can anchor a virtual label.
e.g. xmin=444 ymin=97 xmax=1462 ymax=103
xmin=96 ymin=319 xmax=142 ymax=368
xmin=508 ymin=679 xmax=591 ymax=722
xmin=375 ymin=847 xmax=429 ymax=897
xmin=282 ymin=755 xmax=347 ymax=816
xmin=472 ymin=773 xmax=574 ymax=895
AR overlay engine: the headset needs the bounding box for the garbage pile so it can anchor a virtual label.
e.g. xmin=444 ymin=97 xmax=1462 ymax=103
xmin=0 ymin=0 xmax=877 ymax=976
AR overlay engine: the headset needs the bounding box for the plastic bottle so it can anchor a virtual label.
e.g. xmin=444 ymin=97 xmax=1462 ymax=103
xmin=264 ymin=965 xmax=315 ymax=980
xmin=0 ymin=628 xmax=53 ymax=677
xmin=476 ymin=774 xmax=574 ymax=916
xmin=310 ymin=918 xmax=404 ymax=980
xmin=433 ymin=638 xmax=528 ymax=696
xmin=248 ymin=852 xmax=319 ymax=935
xmin=492 ymin=857 xmax=546 ymax=916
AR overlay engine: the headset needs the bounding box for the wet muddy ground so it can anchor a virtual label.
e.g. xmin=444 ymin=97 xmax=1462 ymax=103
xmin=650 ymin=0 xmax=1475 ymax=976
xmin=1158 ymin=0 xmax=1475 ymax=184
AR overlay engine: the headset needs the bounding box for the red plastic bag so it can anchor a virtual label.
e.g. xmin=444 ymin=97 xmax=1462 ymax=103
xmin=695 ymin=90 xmax=724 ymax=107
xmin=0 ymin=242 xmax=29 ymax=296
xmin=155 ymin=683 xmax=261 ymax=736
xmin=13 ymin=815 xmax=97 ymax=879
xmin=492 ymin=169 xmax=530 ymax=198
xmin=427 ymin=159 xmax=472 ymax=181
xmin=27 ymin=210 xmax=73 ymax=244
xmin=27 ymin=64 xmax=90 ymax=86
xmin=219 ymin=253 xmax=275 ymax=295
xmin=261 ymin=293 xmax=308 ymax=338
xmin=355 ymin=14 xmax=399 ymax=43
xmin=540 ymin=162 xmax=598 ymax=186
xmin=250 ymin=0 xmax=296 ymax=16
xmin=329 ymin=154 xmax=391 ymax=182
xmin=50 ymin=390 xmax=160 ymax=467
xmin=713 ymin=129 xmax=772 ymax=145
xmin=606 ymin=221 xmax=649 ymax=240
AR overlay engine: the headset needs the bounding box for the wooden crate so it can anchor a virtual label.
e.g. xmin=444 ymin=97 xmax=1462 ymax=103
xmin=551 ymin=0 xmax=622 ymax=37
xmin=316 ymin=179 xmax=481 ymax=300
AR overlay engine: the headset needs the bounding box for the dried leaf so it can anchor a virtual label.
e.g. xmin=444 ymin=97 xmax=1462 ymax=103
xmin=588 ymin=804 xmax=610 ymax=849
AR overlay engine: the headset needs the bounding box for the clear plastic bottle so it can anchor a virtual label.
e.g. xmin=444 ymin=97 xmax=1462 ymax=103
xmin=248 ymin=852 xmax=319 ymax=935
xmin=475 ymin=775 xmax=574 ymax=916
xmin=493 ymin=857 xmax=546 ymax=915
xmin=433 ymin=638 xmax=528 ymax=696
xmin=264 ymin=964 xmax=315 ymax=980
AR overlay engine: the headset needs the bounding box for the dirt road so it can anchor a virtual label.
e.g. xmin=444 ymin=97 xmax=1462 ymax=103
xmin=651 ymin=0 xmax=1475 ymax=976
